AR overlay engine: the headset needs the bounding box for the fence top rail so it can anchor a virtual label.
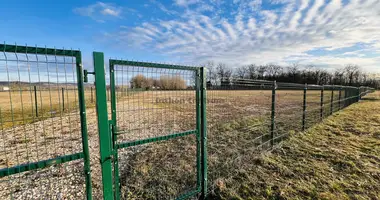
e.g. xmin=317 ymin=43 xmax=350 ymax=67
xmin=0 ymin=43 xmax=81 ymax=57
xmin=109 ymin=59 xmax=199 ymax=71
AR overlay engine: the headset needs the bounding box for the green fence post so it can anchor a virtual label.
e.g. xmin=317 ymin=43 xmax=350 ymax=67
xmin=338 ymin=86 xmax=342 ymax=110
xmin=345 ymin=87 xmax=348 ymax=108
xmin=93 ymin=52 xmax=114 ymax=200
xmin=62 ymin=87 xmax=65 ymax=111
xmin=357 ymin=87 xmax=360 ymax=102
xmin=330 ymin=86 xmax=334 ymax=115
xmin=200 ymin=67 xmax=208 ymax=199
xmin=270 ymin=80 xmax=276 ymax=146
xmin=320 ymin=85 xmax=324 ymax=120
xmin=195 ymin=69 xmax=201 ymax=195
xmin=34 ymin=85 xmax=38 ymax=117
xmin=302 ymin=83 xmax=307 ymax=131
xmin=75 ymin=51 xmax=93 ymax=200
xmin=109 ymin=61 xmax=120 ymax=200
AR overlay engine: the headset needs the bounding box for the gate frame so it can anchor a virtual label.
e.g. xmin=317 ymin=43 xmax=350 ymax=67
xmin=93 ymin=54 xmax=207 ymax=200
xmin=0 ymin=44 xmax=93 ymax=200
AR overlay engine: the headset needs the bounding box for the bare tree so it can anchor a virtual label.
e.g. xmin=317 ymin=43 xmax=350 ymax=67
xmin=287 ymin=63 xmax=300 ymax=83
xmin=247 ymin=64 xmax=257 ymax=79
xmin=235 ymin=66 xmax=248 ymax=79
xmin=344 ymin=64 xmax=361 ymax=86
xmin=216 ymin=63 xmax=232 ymax=85
xmin=204 ymin=61 xmax=218 ymax=86
xmin=257 ymin=65 xmax=267 ymax=79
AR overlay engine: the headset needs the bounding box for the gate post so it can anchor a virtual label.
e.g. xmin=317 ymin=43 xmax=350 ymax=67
xmin=93 ymin=52 xmax=114 ymax=200
xmin=270 ymin=81 xmax=276 ymax=147
xmin=302 ymin=83 xmax=307 ymax=131
xmin=357 ymin=87 xmax=360 ymax=102
xmin=75 ymin=51 xmax=93 ymax=200
xmin=320 ymin=85 xmax=324 ymax=121
xmin=330 ymin=86 xmax=334 ymax=115
xmin=199 ymin=67 xmax=208 ymax=199
xmin=109 ymin=61 xmax=121 ymax=199
xmin=338 ymin=86 xmax=342 ymax=110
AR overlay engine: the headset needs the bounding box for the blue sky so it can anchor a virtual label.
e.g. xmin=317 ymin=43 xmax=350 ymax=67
xmin=1 ymin=0 xmax=380 ymax=73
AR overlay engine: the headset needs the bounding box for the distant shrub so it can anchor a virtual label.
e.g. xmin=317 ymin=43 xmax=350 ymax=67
xmin=159 ymin=75 xmax=186 ymax=90
xmin=131 ymin=74 xmax=154 ymax=90
xmin=130 ymin=74 xmax=186 ymax=90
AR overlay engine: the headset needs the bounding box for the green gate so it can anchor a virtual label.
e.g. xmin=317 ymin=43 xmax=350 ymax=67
xmin=0 ymin=44 xmax=92 ymax=199
xmin=92 ymin=52 xmax=207 ymax=200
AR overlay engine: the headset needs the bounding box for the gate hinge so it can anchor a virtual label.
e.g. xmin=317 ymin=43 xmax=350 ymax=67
xmin=83 ymin=69 xmax=95 ymax=83
xmin=100 ymin=155 xmax=114 ymax=164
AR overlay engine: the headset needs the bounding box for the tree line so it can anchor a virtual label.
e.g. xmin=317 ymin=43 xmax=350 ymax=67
xmin=203 ymin=62 xmax=379 ymax=88
xmin=130 ymin=74 xmax=187 ymax=90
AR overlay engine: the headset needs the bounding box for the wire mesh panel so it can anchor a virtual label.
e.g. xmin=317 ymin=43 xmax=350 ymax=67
xmin=0 ymin=44 xmax=92 ymax=199
xmin=275 ymin=83 xmax=304 ymax=137
xmin=206 ymin=79 xmax=272 ymax=195
xmin=304 ymin=85 xmax=323 ymax=129
xmin=106 ymin=60 xmax=204 ymax=200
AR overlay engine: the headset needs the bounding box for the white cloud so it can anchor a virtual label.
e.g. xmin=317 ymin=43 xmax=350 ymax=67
xmin=107 ymin=0 xmax=380 ymax=72
xmin=174 ymin=0 xmax=200 ymax=7
xmin=74 ymin=2 xmax=122 ymax=22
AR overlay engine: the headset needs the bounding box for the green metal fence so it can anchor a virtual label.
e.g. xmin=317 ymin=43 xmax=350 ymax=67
xmin=0 ymin=44 xmax=375 ymax=199
xmin=91 ymin=53 xmax=207 ymax=200
xmin=0 ymin=44 xmax=92 ymax=199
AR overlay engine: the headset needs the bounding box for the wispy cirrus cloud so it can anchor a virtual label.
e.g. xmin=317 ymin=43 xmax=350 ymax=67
xmin=74 ymin=2 xmax=123 ymax=22
xmin=106 ymin=0 xmax=380 ymax=72
xmin=174 ymin=0 xmax=200 ymax=7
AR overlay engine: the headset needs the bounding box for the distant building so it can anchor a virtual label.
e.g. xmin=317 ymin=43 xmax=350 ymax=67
xmin=1 ymin=86 xmax=9 ymax=91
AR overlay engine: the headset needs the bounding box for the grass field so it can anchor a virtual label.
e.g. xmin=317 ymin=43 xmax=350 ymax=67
xmin=209 ymin=91 xmax=380 ymax=199
xmin=0 ymin=87 xmax=363 ymax=199
xmin=0 ymin=88 xmax=95 ymax=129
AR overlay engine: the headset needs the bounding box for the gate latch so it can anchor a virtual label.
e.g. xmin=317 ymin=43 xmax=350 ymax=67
xmin=83 ymin=69 xmax=95 ymax=83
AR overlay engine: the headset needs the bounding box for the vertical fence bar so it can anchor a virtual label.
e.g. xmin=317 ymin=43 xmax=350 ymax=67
xmin=270 ymin=80 xmax=276 ymax=146
xmin=93 ymin=52 xmax=114 ymax=200
xmin=91 ymin=87 xmax=93 ymax=103
xmin=75 ymin=51 xmax=93 ymax=200
xmin=61 ymin=87 xmax=65 ymax=111
xmin=330 ymin=86 xmax=334 ymax=115
xmin=345 ymin=87 xmax=348 ymax=108
xmin=195 ymin=69 xmax=206 ymax=199
xmin=195 ymin=68 xmax=202 ymax=195
xmin=34 ymin=85 xmax=38 ymax=117
xmin=109 ymin=62 xmax=120 ymax=200
xmin=357 ymin=87 xmax=360 ymax=102
xmin=200 ymin=67 xmax=208 ymax=199
xmin=320 ymin=85 xmax=324 ymax=121
xmin=107 ymin=88 xmax=110 ymax=101
xmin=302 ymin=83 xmax=307 ymax=131
xmin=338 ymin=86 xmax=342 ymax=110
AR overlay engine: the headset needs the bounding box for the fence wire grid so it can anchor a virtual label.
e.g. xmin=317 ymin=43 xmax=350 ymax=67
xmin=0 ymin=44 xmax=92 ymax=199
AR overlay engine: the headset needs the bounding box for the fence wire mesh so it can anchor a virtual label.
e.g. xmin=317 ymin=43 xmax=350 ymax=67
xmin=206 ymin=79 xmax=272 ymax=195
xmin=204 ymin=78 xmax=373 ymax=197
xmin=0 ymin=44 xmax=92 ymax=199
xmin=110 ymin=62 xmax=200 ymax=199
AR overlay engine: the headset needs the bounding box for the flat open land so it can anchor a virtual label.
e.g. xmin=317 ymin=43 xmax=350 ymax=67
xmin=211 ymin=91 xmax=380 ymax=199
xmin=0 ymin=88 xmax=357 ymax=199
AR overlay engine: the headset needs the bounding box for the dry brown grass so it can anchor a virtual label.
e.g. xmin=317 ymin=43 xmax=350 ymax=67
xmin=211 ymin=91 xmax=380 ymax=200
xmin=0 ymin=89 xmax=95 ymax=128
